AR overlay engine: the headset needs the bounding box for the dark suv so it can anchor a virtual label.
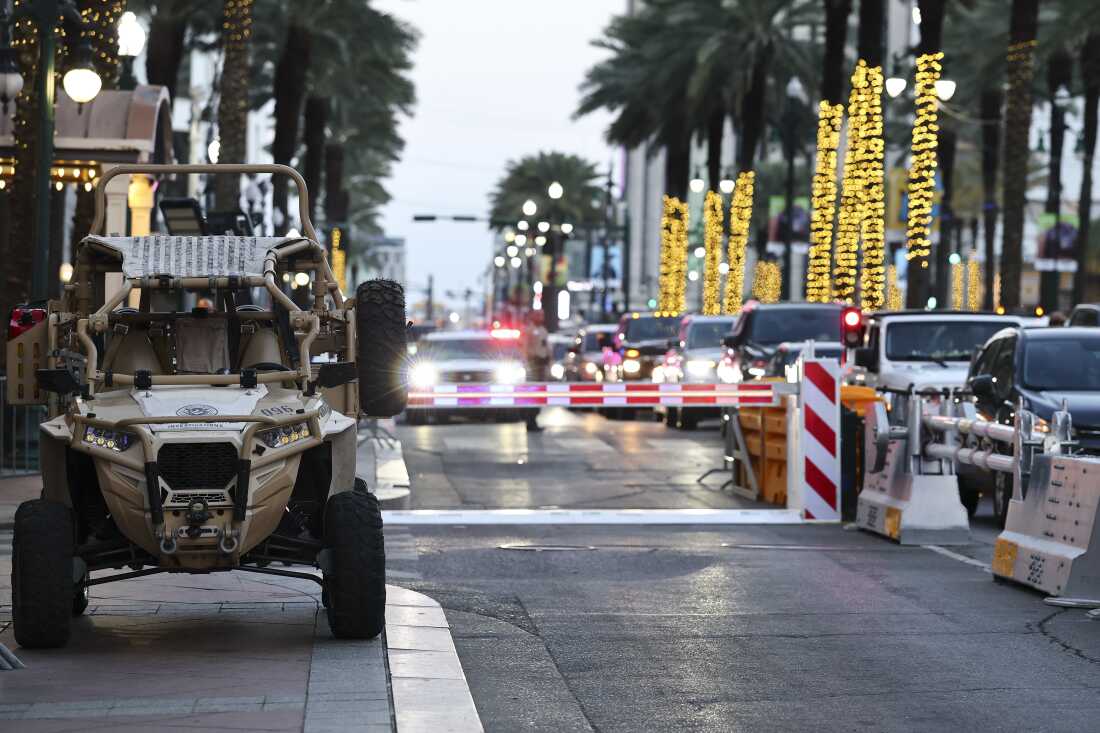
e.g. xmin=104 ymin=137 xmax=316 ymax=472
xmin=720 ymin=303 xmax=844 ymax=382
xmin=610 ymin=312 xmax=681 ymax=382
xmin=964 ymin=326 xmax=1100 ymax=526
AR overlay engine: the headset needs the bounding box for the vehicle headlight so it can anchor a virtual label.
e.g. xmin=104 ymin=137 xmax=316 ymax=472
xmin=716 ymin=360 xmax=739 ymax=384
xmin=409 ymin=363 xmax=438 ymax=388
xmin=623 ymin=358 xmax=641 ymax=374
xmin=625 ymin=348 xmax=640 ymax=358
xmin=686 ymin=359 xmax=716 ymax=378
xmin=747 ymin=366 xmax=766 ymax=377
xmin=1032 ymin=417 xmax=1050 ymax=436
xmin=584 ymin=362 xmax=598 ymax=375
xmin=83 ymin=426 xmax=135 ymax=452
xmin=652 ymin=365 xmax=666 ymax=383
xmin=550 ymin=363 xmax=565 ymax=380
xmin=495 ymin=363 xmax=526 ymax=384
xmin=258 ymin=422 xmax=311 ymax=448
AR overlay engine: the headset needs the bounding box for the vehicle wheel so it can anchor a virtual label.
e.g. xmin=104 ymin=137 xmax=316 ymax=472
xmin=993 ymin=471 xmax=1012 ymax=529
xmin=323 ymin=490 xmax=386 ymax=639
xmin=12 ymin=499 xmax=75 ymax=648
xmin=678 ymin=411 xmax=699 ymax=431
xmin=72 ymin=568 xmax=90 ymax=616
xmin=960 ymin=489 xmax=979 ymax=519
xmin=356 ymin=279 xmax=408 ymax=418
xmin=665 ymin=408 xmax=678 ymax=428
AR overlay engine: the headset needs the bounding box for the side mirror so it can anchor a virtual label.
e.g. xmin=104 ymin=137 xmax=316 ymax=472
xmin=853 ymin=346 xmax=877 ymax=371
xmin=968 ymin=373 xmax=995 ymax=398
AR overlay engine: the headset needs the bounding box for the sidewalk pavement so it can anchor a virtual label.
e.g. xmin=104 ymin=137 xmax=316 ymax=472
xmin=0 ymin=423 xmax=479 ymax=732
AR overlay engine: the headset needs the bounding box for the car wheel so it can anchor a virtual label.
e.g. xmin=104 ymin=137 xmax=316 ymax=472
xmin=665 ymin=407 xmax=678 ymax=428
xmin=678 ymin=411 xmax=699 ymax=431
xmin=72 ymin=568 xmax=90 ymax=616
xmin=993 ymin=471 xmax=1012 ymax=529
xmin=12 ymin=499 xmax=75 ymax=648
xmin=323 ymin=490 xmax=386 ymax=639
xmin=356 ymin=279 xmax=408 ymax=418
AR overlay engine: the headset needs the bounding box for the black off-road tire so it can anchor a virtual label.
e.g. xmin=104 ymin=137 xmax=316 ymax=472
xmin=12 ymin=500 xmax=75 ymax=648
xmin=356 ymin=279 xmax=408 ymax=418
xmin=323 ymin=490 xmax=386 ymax=639
xmin=678 ymin=410 xmax=699 ymax=431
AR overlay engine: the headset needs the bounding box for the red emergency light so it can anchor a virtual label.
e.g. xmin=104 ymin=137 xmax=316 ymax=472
xmin=490 ymin=328 xmax=521 ymax=340
xmin=8 ymin=306 xmax=46 ymax=340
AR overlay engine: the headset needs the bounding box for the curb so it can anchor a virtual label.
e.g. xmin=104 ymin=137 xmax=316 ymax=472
xmin=385 ymin=585 xmax=483 ymax=732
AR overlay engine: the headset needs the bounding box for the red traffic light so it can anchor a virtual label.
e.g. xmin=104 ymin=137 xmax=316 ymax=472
xmin=840 ymin=307 xmax=862 ymax=348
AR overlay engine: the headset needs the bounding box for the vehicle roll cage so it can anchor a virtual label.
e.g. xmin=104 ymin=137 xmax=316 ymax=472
xmin=61 ymin=164 xmax=355 ymax=395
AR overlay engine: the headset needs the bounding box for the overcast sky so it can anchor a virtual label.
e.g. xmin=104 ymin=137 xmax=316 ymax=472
xmin=373 ymin=0 xmax=619 ymax=316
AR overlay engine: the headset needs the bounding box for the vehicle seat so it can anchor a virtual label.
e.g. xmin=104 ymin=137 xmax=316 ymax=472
xmin=236 ymin=304 xmax=284 ymax=369
xmin=175 ymin=318 xmax=230 ymax=373
xmin=104 ymin=308 xmax=164 ymax=375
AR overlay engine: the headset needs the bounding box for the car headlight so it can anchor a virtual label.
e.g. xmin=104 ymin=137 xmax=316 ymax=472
xmin=584 ymin=362 xmax=598 ymax=375
xmin=747 ymin=366 xmax=766 ymax=377
xmin=652 ymin=365 xmax=666 ymax=383
xmin=258 ymin=422 xmax=311 ymax=448
xmin=409 ymin=363 xmax=438 ymax=388
xmin=716 ymin=360 xmax=739 ymax=384
xmin=623 ymin=358 xmax=641 ymax=374
xmin=83 ymin=426 xmax=135 ymax=452
xmin=550 ymin=363 xmax=565 ymax=380
xmin=495 ymin=363 xmax=526 ymax=384
xmin=686 ymin=359 xmax=716 ymax=378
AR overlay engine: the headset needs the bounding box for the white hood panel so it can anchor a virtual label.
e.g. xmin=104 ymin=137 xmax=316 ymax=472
xmin=132 ymin=385 xmax=269 ymax=432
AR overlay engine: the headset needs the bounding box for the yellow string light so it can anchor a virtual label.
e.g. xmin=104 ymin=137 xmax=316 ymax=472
xmin=752 ymin=260 xmax=781 ymax=304
xmin=967 ymin=258 xmax=982 ymax=311
xmin=887 ymin=265 xmax=903 ymax=311
xmin=951 ymin=261 xmax=964 ymax=310
xmin=658 ymin=195 xmax=676 ymax=312
xmin=807 ymin=101 xmax=843 ymax=303
xmin=723 ymin=171 xmax=755 ymax=313
xmin=658 ymin=196 xmax=689 ymax=314
xmin=859 ymin=63 xmax=886 ymax=311
xmin=702 ymin=191 xmax=724 ymax=314
xmin=834 ymin=61 xmax=870 ymax=304
xmin=905 ymin=52 xmax=944 ymax=273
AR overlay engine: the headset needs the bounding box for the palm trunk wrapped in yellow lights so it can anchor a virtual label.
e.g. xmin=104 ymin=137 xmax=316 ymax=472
xmin=967 ymin=259 xmax=982 ymax=311
xmin=702 ymin=191 xmax=724 ymax=314
xmin=807 ymin=101 xmax=844 ymax=303
xmin=833 ymin=61 xmax=870 ymax=304
xmin=859 ymin=63 xmax=886 ymax=311
xmin=887 ymin=265 xmax=903 ymax=311
xmin=905 ymin=52 xmax=943 ymax=280
xmin=723 ymin=172 xmax=755 ymax=313
xmin=658 ymin=196 xmax=688 ymax=314
xmin=752 ymin=261 xmax=781 ymax=304
xmin=951 ymin=262 xmax=964 ymax=310
xmin=658 ymin=196 xmax=676 ymax=313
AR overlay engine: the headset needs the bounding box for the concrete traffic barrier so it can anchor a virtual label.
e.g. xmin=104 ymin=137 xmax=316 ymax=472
xmin=857 ymin=392 xmax=971 ymax=545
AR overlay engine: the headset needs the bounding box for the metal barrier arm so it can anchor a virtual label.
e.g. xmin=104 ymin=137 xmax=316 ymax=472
xmin=923 ymin=413 xmax=1017 ymax=446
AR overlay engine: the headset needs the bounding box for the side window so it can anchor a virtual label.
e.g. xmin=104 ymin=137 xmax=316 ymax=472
xmin=866 ymin=323 xmax=880 ymax=352
xmin=990 ymin=336 xmax=1016 ymax=399
xmin=1071 ymin=308 xmax=1099 ymax=327
xmin=971 ymin=340 xmax=1001 ymax=377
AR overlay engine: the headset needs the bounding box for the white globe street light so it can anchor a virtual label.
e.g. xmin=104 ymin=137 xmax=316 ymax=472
xmin=494 ymin=255 xmax=506 ymax=268
xmin=517 ymin=220 xmax=529 ymax=231
xmin=688 ymin=270 xmax=700 ymax=282
xmin=934 ymin=79 xmax=957 ymax=101
xmin=62 ymin=41 xmax=103 ymax=104
xmin=515 ymin=234 xmax=527 ymax=246
xmin=504 ymin=230 xmax=516 ymax=242
xmin=535 ymin=235 xmax=547 ymax=246
xmin=689 ymin=176 xmax=705 ymax=193
xmin=537 ymin=221 xmax=550 ymax=233
xmin=506 ymin=244 xmax=519 ymax=258
xmin=117 ymin=11 xmax=147 ymax=57
xmin=719 ymin=177 xmax=735 ymax=195
xmin=560 ymin=222 xmax=574 ymax=235
xmin=885 ymin=76 xmax=907 ymax=98
xmin=510 ymin=256 xmax=522 ymax=269
xmin=207 ymin=137 xmax=221 ymax=164
xmin=548 ymin=181 xmax=564 ymax=200
xmin=522 ymin=199 xmax=538 ymax=217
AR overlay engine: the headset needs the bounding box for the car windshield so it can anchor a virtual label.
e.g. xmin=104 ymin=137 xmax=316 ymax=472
xmin=748 ymin=308 xmax=840 ymax=346
xmin=422 ymin=338 xmax=522 ymax=361
xmin=886 ymin=321 xmax=1008 ymax=362
xmin=688 ymin=320 xmax=735 ymax=349
xmin=583 ymin=330 xmax=612 ymax=351
xmin=623 ymin=317 xmax=679 ymax=341
xmin=780 ymin=345 xmax=842 ymax=367
xmin=1022 ymin=336 xmax=1100 ymax=391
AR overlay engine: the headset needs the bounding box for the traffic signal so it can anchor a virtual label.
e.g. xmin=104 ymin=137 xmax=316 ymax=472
xmin=840 ymin=306 xmax=863 ymax=349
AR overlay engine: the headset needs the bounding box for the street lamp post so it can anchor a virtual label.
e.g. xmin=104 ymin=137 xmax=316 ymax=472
xmin=1 ymin=0 xmax=102 ymax=301
xmin=780 ymin=76 xmax=806 ymax=300
xmin=117 ymin=11 xmax=146 ymax=91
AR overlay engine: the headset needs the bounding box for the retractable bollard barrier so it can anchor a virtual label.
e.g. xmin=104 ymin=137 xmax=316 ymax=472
xmin=987 ymin=405 xmax=1100 ymax=600
xmin=406 ymin=382 xmax=778 ymax=409
xmin=857 ymin=391 xmax=971 ymax=545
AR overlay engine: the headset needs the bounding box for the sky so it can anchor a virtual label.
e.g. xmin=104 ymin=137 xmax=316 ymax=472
xmin=373 ymin=0 xmax=620 ymax=316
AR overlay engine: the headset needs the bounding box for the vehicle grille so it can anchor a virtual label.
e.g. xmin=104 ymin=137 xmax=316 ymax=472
xmin=443 ymin=370 xmax=494 ymax=383
xmin=164 ymin=490 xmax=233 ymax=507
xmin=158 ymin=443 xmax=238 ymax=491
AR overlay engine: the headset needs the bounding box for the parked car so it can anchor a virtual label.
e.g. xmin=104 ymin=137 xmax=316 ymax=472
xmin=1067 ymin=303 xmax=1100 ymax=327
xmin=963 ymin=326 xmax=1100 ymax=526
xmin=656 ymin=314 xmax=737 ymax=429
xmin=608 ymin=312 xmax=682 ymax=383
xmin=719 ymin=303 xmax=844 ymax=383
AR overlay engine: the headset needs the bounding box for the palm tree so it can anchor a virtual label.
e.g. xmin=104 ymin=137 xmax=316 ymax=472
xmin=806 ymin=0 xmax=851 ymax=303
xmin=1040 ymin=48 xmax=1073 ymax=310
xmin=136 ymin=0 xmax=219 ymax=102
xmin=488 ymin=153 xmax=602 ymax=229
xmin=214 ymin=0 xmax=254 ymax=210
xmin=904 ymin=0 xmax=947 ymax=309
xmin=999 ymin=0 xmax=1041 ymax=311
xmin=1075 ymin=31 xmax=1100 ymax=303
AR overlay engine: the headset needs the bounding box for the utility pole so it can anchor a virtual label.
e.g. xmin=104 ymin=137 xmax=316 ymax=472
xmin=425 ymin=274 xmax=434 ymax=323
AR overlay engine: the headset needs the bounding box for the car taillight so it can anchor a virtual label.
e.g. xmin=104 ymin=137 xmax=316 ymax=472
xmin=8 ymin=307 xmax=46 ymax=340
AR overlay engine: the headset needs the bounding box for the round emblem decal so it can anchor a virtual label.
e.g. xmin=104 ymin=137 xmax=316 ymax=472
xmin=176 ymin=404 xmax=219 ymax=417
